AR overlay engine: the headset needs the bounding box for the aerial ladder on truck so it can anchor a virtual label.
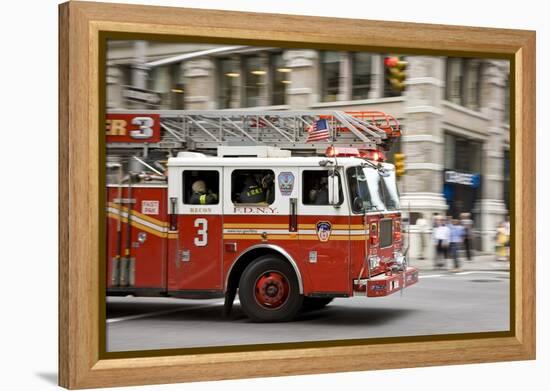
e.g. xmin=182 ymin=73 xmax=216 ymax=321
xmin=106 ymin=109 xmax=401 ymax=156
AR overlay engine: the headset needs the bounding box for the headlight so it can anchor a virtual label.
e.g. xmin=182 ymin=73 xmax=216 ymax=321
xmin=369 ymin=256 xmax=381 ymax=269
xmin=393 ymin=251 xmax=406 ymax=269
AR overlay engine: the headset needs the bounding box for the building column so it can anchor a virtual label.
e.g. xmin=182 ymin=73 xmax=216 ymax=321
xmin=283 ymin=50 xmax=319 ymax=109
xmin=473 ymin=60 xmax=509 ymax=252
xmin=339 ymin=52 xmax=352 ymax=101
xmin=130 ymin=41 xmax=149 ymax=109
xmin=106 ymin=63 xmax=123 ymax=109
xmin=400 ymin=56 xmax=449 ymax=262
xmin=183 ymin=59 xmax=217 ymax=110
xmin=368 ymin=54 xmax=383 ymax=99
xmin=257 ymin=52 xmax=270 ymax=107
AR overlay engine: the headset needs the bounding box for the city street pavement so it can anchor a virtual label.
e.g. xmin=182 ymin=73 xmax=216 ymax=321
xmin=106 ymin=271 xmax=510 ymax=352
xmin=410 ymin=252 xmax=510 ymax=272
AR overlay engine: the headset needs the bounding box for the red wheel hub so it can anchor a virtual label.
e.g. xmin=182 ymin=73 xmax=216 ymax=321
xmin=254 ymin=271 xmax=290 ymax=309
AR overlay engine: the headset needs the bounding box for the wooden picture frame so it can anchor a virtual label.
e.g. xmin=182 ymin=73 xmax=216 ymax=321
xmin=59 ymin=1 xmax=535 ymax=389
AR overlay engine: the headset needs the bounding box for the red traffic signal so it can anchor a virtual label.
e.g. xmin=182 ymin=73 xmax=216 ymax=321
xmin=384 ymin=56 xmax=408 ymax=92
xmin=384 ymin=56 xmax=399 ymax=67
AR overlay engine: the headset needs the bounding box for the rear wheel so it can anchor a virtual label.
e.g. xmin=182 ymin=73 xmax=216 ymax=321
xmin=302 ymin=297 xmax=334 ymax=311
xmin=238 ymin=255 xmax=302 ymax=322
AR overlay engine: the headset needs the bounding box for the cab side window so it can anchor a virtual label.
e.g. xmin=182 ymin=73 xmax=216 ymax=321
xmin=302 ymin=170 xmax=343 ymax=205
xmin=231 ymin=169 xmax=275 ymax=204
xmin=182 ymin=170 xmax=220 ymax=205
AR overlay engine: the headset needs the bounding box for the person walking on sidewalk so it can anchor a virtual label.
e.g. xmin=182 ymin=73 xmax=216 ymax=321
xmin=496 ymin=219 xmax=510 ymax=262
xmin=449 ymin=219 xmax=465 ymax=272
xmin=460 ymin=212 xmax=474 ymax=261
xmin=416 ymin=213 xmax=429 ymax=260
xmin=433 ymin=218 xmax=450 ymax=269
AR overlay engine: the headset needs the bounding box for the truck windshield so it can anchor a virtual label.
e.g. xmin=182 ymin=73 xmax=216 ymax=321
xmin=380 ymin=168 xmax=400 ymax=211
xmin=348 ymin=166 xmax=400 ymax=212
xmin=347 ymin=166 xmax=385 ymax=212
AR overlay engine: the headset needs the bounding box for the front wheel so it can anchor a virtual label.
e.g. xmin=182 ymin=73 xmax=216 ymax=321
xmin=238 ymin=255 xmax=303 ymax=322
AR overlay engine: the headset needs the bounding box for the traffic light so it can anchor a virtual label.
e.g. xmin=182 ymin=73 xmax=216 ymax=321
xmin=394 ymin=152 xmax=405 ymax=177
xmin=384 ymin=56 xmax=408 ymax=93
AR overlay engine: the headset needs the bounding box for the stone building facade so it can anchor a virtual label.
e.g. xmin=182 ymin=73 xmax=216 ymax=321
xmin=106 ymin=41 xmax=510 ymax=256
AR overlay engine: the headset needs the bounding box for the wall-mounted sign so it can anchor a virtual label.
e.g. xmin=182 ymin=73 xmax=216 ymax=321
xmin=444 ymin=170 xmax=481 ymax=188
xmin=122 ymin=85 xmax=162 ymax=105
xmin=106 ymin=113 xmax=161 ymax=143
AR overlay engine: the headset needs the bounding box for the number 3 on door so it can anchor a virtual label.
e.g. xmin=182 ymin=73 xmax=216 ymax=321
xmin=194 ymin=218 xmax=208 ymax=247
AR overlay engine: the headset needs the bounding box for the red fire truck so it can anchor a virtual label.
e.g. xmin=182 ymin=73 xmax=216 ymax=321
xmin=106 ymin=110 xmax=419 ymax=322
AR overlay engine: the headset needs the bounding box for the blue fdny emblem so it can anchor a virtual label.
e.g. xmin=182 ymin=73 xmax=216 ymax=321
xmin=278 ymin=172 xmax=295 ymax=196
xmin=316 ymin=221 xmax=332 ymax=242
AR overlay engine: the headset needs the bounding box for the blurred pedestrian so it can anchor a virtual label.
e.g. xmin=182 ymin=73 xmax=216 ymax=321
xmin=416 ymin=213 xmax=429 ymax=260
xmin=449 ymin=219 xmax=465 ymax=272
xmin=496 ymin=219 xmax=510 ymax=262
xmin=460 ymin=212 xmax=474 ymax=261
xmin=433 ymin=217 xmax=450 ymax=269
xmin=432 ymin=213 xmax=440 ymax=228
xmin=503 ymin=215 xmax=510 ymax=249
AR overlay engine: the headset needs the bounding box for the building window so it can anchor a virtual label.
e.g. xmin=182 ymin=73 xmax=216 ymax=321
xmin=231 ymin=169 xmax=275 ymax=205
xmin=243 ymin=55 xmax=266 ymax=107
xmin=320 ymin=51 xmax=341 ymax=102
xmin=446 ymin=58 xmax=464 ymax=105
xmin=443 ymin=132 xmax=483 ymax=219
xmin=351 ymin=52 xmax=372 ymax=100
xmin=147 ymin=64 xmax=185 ymax=109
xmin=445 ymin=58 xmax=482 ymax=110
xmin=504 ymin=76 xmax=510 ymax=123
xmin=218 ymin=52 xmax=288 ymax=108
xmin=169 ymin=63 xmax=185 ymax=110
xmin=218 ymin=57 xmax=240 ymax=109
xmin=271 ymin=52 xmax=288 ymax=105
xmin=182 ymin=170 xmax=219 ymax=205
xmin=464 ymin=61 xmax=482 ymax=110
xmin=444 ymin=132 xmax=482 ymax=172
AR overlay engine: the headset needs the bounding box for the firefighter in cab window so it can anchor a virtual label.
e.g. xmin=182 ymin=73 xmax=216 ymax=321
xmin=239 ymin=176 xmax=265 ymax=203
xmin=190 ymin=180 xmax=218 ymax=205
xmin=314 ymin=176 xmax=329 ymax=205
xmin=307 ymin=175 xmax=329 ymax=205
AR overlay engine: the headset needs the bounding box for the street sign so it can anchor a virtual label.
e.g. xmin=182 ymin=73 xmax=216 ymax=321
xmin=122 ymin=85 xmax=162 ymax=105
xmin=444 ymin=170 xmax=481 ymax=188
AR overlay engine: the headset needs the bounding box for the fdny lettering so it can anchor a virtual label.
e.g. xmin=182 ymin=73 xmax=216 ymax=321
xmin=233 ymin=206 xmax=278 ymax=214
xmin=190 ymin=207 xmax=212 ymax=213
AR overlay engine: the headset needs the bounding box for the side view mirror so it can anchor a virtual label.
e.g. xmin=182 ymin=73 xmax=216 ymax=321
xmin=327 ymin=174 xmax=340 ymax=206
xmin=353 ymin=196 xmax=364 ymax=213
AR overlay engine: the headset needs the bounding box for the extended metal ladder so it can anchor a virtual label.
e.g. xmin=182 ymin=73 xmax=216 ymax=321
xmin=107 ymin=109 xmax=401 ymax=153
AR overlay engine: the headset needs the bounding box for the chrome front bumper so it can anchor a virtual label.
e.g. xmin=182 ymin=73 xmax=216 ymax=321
xmin=366 ymin=266 xmax=419 ymax=297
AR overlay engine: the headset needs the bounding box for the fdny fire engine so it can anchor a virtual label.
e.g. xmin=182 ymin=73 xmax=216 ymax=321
xmin=106 ymin=110 xmax=419 ymax=322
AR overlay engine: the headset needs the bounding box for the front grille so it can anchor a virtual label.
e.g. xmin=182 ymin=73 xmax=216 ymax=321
xmin=379 ymin=219 xmax=393 ymax=248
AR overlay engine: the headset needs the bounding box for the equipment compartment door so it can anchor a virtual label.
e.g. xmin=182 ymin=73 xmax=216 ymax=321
xmin=168 ymin=168 xmax=223 ymax=291
xmin=106 ymin=185 xmax=168 ymax=290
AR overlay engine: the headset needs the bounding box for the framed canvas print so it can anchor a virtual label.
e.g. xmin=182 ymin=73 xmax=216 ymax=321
xmin=58 ymin=1 xmax=535 ymax=389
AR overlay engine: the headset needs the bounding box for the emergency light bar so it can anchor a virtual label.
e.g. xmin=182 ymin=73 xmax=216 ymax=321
xmin=325 ymin=146 xmax=386 ymax=162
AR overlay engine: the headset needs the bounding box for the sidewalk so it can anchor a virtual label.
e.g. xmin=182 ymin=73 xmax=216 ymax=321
xmin=409 ymin=252 xmax=510 ymax=272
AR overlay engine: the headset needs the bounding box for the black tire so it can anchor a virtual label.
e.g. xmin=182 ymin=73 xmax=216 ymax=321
xmin=302 ymin=297 xmax=334 ymax=311
xmin=238 ymin=255 xmax=303 ymax=322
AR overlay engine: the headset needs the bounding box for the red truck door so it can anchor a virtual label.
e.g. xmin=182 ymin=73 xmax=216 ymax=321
xmin=298 ymin=168 xmax=351 ymax=295
xmin=167 ymin=168 xmax=223 ymax=293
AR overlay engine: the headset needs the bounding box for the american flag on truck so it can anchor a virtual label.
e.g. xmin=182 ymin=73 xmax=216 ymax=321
xmin=306 ymin=119 xmax=331 ymax=142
